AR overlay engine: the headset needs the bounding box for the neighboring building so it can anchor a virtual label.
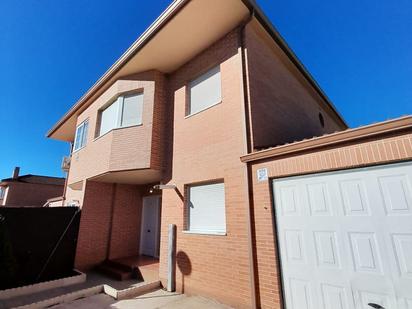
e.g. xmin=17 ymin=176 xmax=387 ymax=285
xmin=0 ymin=167 xmax=65 ymax=207
xmin=46 ymin=0 xmax=412 ymax=308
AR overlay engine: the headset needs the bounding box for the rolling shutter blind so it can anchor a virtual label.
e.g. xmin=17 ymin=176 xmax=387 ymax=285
xmin=188 ymin=182 xmax=226 ymax=233
xmin=189 ymin=66 xmax=221 ymax=115
xmin=121 ymin=93 xmax=143 ymax=127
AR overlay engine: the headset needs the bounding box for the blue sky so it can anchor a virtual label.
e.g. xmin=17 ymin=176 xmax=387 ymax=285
xmin=0 ymin=0 xmax=411 ymax=178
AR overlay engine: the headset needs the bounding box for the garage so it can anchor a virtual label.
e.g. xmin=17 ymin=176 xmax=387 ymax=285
xmin=273 ymin=162 xmax=412 ymax=309
xmin=241 ymin=116 xmax=412 ymax=309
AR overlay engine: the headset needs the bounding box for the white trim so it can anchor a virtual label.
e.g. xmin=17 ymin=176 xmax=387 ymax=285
xmin=182 ymin=230 xmax=227 ymax=236
xmin=184 ymin=101 xmax=222 ymax=119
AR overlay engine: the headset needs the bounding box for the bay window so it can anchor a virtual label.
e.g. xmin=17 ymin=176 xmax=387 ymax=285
xmin=99 ymin=92 xmax=143 ymax=136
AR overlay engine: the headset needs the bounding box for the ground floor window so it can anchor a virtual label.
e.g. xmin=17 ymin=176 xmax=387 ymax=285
xmin=186 ymin=181 xmax=226 ymax=235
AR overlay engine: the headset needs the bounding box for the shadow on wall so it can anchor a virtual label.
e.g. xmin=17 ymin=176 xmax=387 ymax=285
xmin=176 ymin=251 xmax=192 ymax=294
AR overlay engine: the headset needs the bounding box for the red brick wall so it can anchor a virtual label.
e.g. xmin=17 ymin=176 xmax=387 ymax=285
xmin=159 ymin=28 xmax=253 ymax=308
xmin=108 ymin=184 xmax=142 ymax=260
xmin=3 ymin=182 xmax=64 ymax=207
xmin=75 ymin=181 xmax=114 ymax=270
xmin=244 ymin=20 xmax=345 ymax=150
xmin=67 ymin=71 xmax=165 ymax=186
xmin=75 ymin=181 xmax=142 ymax=270
xmin=249 ymin=131 xmax=412 ymax=309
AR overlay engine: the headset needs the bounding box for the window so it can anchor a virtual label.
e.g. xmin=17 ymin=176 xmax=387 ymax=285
xmin=186 ymin=182 xmax=226 ymax=234
xmin=188 ymin=66 xmax=221 ymax=116
xmin=99 ymin=93 xmax=143 ymax=136
xmin=0 ymin=187 xmax=5 ymax=199
xmin=73 ymin=120 xmax=89 ymax=151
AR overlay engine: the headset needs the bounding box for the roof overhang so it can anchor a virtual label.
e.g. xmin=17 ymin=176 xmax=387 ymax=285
xmin=47 ymin=0 xmax=347 ymax=141
xmin=47 ymin=0 xmax=250 ymax=141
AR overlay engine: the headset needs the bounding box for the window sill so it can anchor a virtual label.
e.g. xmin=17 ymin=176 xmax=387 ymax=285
xmin=94 ymin=123 xmax=143 ymax=142
xmin=184 ymin=100 xmax=222 ymax=119
xmin=182 ymin=230 xmax=227 ymax=236
xmin=72 ymin=146 xmax=85 ymax=155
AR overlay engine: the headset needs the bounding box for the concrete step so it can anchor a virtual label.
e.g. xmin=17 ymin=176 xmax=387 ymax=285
xmin=95 ymin=263 xmax=133 ymax=281
xmin=104 ymin=259 xmax=134 ymax=273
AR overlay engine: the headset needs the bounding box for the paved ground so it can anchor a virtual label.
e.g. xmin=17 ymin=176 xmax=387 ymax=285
xmin=0 ymin=272 xmax=150 ymax=309
xmin=50 ymin=289 xmax=232 ymax=309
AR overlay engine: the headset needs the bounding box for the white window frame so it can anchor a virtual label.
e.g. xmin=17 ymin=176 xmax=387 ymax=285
xmin=0 ymin=187 xmax=5 ymax=199
xmin=187 ymin=65 xmax=222 ymax=117
xmin=73 ymin=119 xmax=89 ymax=152
xmin=184 ymin=181 xmax=227 ymax=236
xmin=98 ymin=92 xmax=143 ymax=137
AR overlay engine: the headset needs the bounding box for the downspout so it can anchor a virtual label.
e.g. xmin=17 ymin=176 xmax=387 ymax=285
xmin=239 ymin=10 xmax=259 ymax=309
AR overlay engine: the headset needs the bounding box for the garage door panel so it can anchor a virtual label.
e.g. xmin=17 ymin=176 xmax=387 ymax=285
xmin=392 ymin=234 xmax=412 ymax=278
xmin=313 ymin=231 xmax=341 ymax=268
xmin=378 ymin=174 xmax=412 ymax=216
xmin=273 ymin=162 xmax=412 ymax=309
xmin=320 ymin=283 xmax=353 ymax=309
xmin=306 ymin=182 xmax=333 ymax=216
xmin=339 ymin=179 xmax=371 ymax=216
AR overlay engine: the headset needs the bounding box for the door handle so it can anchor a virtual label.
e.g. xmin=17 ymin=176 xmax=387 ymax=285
xmin=368 ymin=304 xmax=385 ymax=309
xmin=147 ymin=229 xmax=151 ymax=233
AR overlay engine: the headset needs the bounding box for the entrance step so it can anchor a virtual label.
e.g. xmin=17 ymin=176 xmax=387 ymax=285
xmin=96 ymin=255 xmax=160 ymax=282
xmin=95 ymin=262 xmax=133 ymax=281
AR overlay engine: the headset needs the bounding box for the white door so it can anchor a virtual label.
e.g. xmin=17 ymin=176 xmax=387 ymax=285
xmin=140 ymin=195 xmax=161 ymax=257
xmin=273 ymin=162 xmax=412 ymax=309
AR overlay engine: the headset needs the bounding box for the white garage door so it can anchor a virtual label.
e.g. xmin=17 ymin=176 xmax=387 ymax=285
xmin=273 ymin=162 xmax=412 ymax=309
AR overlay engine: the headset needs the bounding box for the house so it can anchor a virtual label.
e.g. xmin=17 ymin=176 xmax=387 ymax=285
xmin=46 ymin=0 xmax=412 ymax=308
xmin=0 ymin=167 xmax=65 ymax=207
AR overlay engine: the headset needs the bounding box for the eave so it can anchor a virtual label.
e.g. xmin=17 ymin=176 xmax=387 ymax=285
xmin=47 ymin=0 xmax=347 ymax=142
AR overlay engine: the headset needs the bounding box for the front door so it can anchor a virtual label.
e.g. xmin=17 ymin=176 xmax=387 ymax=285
xmin=140 ymin=195 xmax=161 ymax=257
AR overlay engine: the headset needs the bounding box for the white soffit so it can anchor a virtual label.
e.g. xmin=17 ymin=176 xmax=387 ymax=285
xmin=49 ymin=0 xmax=249 ymax=141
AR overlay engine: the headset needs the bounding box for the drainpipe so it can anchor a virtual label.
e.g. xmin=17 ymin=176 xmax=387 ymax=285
xmin=239 ymin=10 xmax=259 ymax=309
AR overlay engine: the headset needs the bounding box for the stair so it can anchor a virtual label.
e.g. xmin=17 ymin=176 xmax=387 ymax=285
xmin=95 ymin=261 xmax=135 ymax=281
xmin=96 ymin=256 xmax=159 ymax=282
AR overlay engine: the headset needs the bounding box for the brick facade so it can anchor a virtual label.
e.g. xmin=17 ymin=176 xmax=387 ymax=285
xmin=1 ymin=182 xmax=64 ymax=207
xmin=159 ymin=28 xmax=253 ymax=308
xmin=74 ymin=181 xmax=143 ymax=270
xmin=50 ymin=4 xmax=408 ymax=308
xmin=244 ymin=20 xmax=344 ymax=149
xmin=61 ymin=21 xmax=353 ymax=308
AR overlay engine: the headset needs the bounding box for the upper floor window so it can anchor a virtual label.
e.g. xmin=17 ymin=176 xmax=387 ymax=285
xmin=99 ymin=93 xmax=143 ymax=136
xmin=186 ymin=181 xmax=226 ymax=234
xmin=187 ymin=65 xmax=221 ymax=116
xmin=73 ymin=120 xmax=89 ymax=151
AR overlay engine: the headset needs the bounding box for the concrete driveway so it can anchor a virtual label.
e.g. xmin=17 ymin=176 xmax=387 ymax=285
xmin=50 ymin=289 xmax=232 ymax=309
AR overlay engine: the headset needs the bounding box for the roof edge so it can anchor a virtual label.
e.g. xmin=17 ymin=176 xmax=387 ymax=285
xmin=241 ymin=115 xmax=412 ymax=163
xmin=47 ymin=0 xmax=190 ymax=138
xmin=240 ymin=0 xmax=347 ymax=128
xmin=48 ymin=0 xmax=347 ymax=139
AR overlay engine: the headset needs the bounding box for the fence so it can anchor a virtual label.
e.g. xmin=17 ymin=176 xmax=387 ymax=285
xmin=0 ymin=207 xmax=81 ymax=290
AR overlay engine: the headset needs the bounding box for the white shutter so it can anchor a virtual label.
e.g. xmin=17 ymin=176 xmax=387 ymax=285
xmin=121 ymin=93 xmax=143 ymax=127
xmin=189 ymin=66 xmax=221 ymax=115
xmin=188 ymin=182 xmax=226 ymax=233
xmin=100 ymin=100 xmax=119 ymax=136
